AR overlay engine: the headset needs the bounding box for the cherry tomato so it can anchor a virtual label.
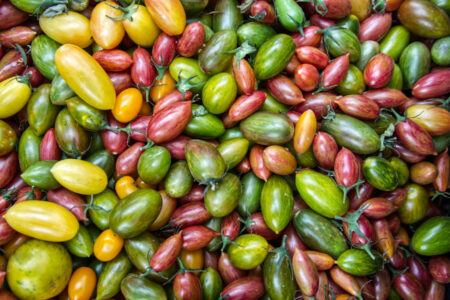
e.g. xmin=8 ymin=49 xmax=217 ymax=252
xmin=115 ymin=176 xmax=139 ymax=199
xmin=68 ymin=267 xmax=96 ymax=300
xmin=93 ymin=229 xmax=124 ymax=262
xmin=90 ymin=1 xmax=125 ymax=49
xmin=112 ymin=88 xmax=143 ymax=123
xmin=150 ymin=70 xmax=176 ymax=102
xmin=123 ymin=4 xmax=160 ymax=47
xmin=144 ymin=0 xmax=186 ymax=36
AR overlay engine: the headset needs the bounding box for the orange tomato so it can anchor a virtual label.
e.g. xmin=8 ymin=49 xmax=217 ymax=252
xmin=144 ymin=0 xmax=186 ymax=36
xmin=93 ymin=229 xmax=124 ymax=262
xmin=115 ymin=176 xmax=139 ymax=199
xmin=180 ymin=248 xmax=204 ymax=271
xmin=90 ymin=1 xmax=125 ymax=49
xmin=139 ymin=102 xmax=152 ymax=116
xmin=135 ymin=177 xmax=155 ymax=189
xmin=112 ymin=88 xmax=143 ymax=123
xmin=293 ymin=109 xmax=317 ymax=154
xmin=150 ymin=70 xmax=176 ymax=102
xmin=68 ymin=267 xmax=96 ymax=300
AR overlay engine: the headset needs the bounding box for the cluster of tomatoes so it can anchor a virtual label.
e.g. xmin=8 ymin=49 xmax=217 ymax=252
xmin=0 ymin=0 xmax=449 ymax=299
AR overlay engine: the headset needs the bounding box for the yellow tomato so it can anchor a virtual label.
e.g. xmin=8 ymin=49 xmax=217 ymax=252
xmin=123 ymin=4 xmax=160 ymax=47
xmin=90 ymin=1 xmax=125 ymax=49
xmin=350 ymin=0 xmax=371 ymax=21
xmin=51 ymin=159 xmax=108 ymax=195
xmin=68 ymin=267 xmax=96 ymax=300
xmin=112 ymin=88 xmax=143 ymax=123
xmin=406 ymin=104 xmax=450 ymax=136
xmin=4 ymin=201 xmax=79 ymax=242
xmin=135 ymin=177 xmax=155 ymax=189
xmin=144 ymin=0 xmax=186 ymax=36
xmin=150 ymin=70 xmax=176 ymax=102
xmin=115 ymin=176 xmax=139 ymax=199
xmin=39 ymin=11 xmax=92 ymax=48
xmin=0 ymin=76 xmax=31 ymax=118
xmin=93 ymin=229 xmax=124 ymax=262
xmin=55 ymin=44 xmax=116 ymax=110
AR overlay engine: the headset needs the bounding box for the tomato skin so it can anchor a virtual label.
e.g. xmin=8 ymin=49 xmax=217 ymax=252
xmin=177 ymin=22 xmax=205 ymax=57
xmin=115 ymin=176 xmax=139 ymax=199
xmin=296 ymin=46 xmax=329 ymax=69
xmin=144 ymin=0 xmax=186 ymax=36
xmin=90 ymin=1 xmax=124 ymax=49
xmin=123 ymin=4 xmax=160 ymax=47
xmin=150 ymin=71 xmax=175 ymax=103
xmin=92 ymin=50 xmax=133 ymax=72
xmin=112 ymin=88 xmax=143 ymax=123
xmin=412 ymin=70 xmax=450 ymax=99
xmin=294 ymin=64 xmax=319 ymax=92
xmin=336 ymin=95 xmax=380 ymax=120
xmin=293 ymin=110 xmax=317 ymax=154
xmin=55 ymin=44 xmax=116 ymax=110
xmin=39 ymin=11 xmax=92 ymax=48
xmin=94 ymin=229 xmax=124 ymax=262
xmin=0 ymin=76 xmax=31 ymax=119
xmin=322 ymin=53 xmax=350 ymax=89
xmin=68 ymin=267 xmax=96 ymax=300
xmin=50 ymin=159 xmax=108 ymax=195
xmin=4 ymin=200 xmax=79 ymax=242
xmin=359 ymin=13 xmax=392 ymax=42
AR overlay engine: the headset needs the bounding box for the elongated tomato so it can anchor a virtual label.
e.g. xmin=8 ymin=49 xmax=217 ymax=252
xmin=0 ymin=76 xmax=31 ymax=118
xmin=293 ymin=110 xmax=317 ymax=154
xmin=90 ymin=1 xmax=124 ymax=49
xmin=123 ymin=4 xmax=160 ymax=47
xmin=144 ymin=0 xmax=186 ymax=36
xmin=39 ymin=11 xmax=92 ymax=48
xmin=50 ymin=159 xmax=108 ymax=195
xmin=4 ymin=201 xmax=79 ymax=242
xmin=55 ymin=44 xmax=116 ymax=110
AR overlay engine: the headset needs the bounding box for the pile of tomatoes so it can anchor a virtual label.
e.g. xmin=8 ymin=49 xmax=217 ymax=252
xmin=0 ymin=0 xmax=449 ymax=299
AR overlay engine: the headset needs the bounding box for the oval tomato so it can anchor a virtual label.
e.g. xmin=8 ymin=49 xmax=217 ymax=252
xmin=112 ymin=87 xmax=143 ymax=123
xmin=144 ymin=0 xmax=186 ymax=36
xmin=90 ymin=1 xmax=125 ymax=49
xmin=4 ymin=200 xmax=79 ymax=242
xmin=39 ymin=11 xmax=92 ymax=48
xmin=68 ymin=267 xmax=97 ymax=300
xmin=94 ymin=229 xmax=124 ymax=262
xmin=0 ymin=76 xmax=31 ymax=118
xmin=50 ymin=159 xmax=108 ymax=195
xmin=123 ymin=4 xmax=160 ymax=47
xmin=55 ymin=44 xmax=116 ymax=110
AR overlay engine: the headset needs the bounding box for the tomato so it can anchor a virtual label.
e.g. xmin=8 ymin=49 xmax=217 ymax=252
xmin=228 ymin=234 xmax=269 ymax=270
xmin=264 ymin=242 xmax=296 ymax=300
xmin=144 ymin=0 xmax=186 ymax=36
xmin=7 ymin=239 xmax=72 ymax=300
xmin=68 ymin=267 xmax=96 ymax=300
xmin=294 ymin=209 xmax=348 ymax=258
xmin=336 ymin=249 xmax=383 ymax=276
xmin=121 ymin=275 xmax=167 ymax=299
xmin=115 ymin=177 xmax=138 ymax=200
xmin=30 ymin=34 xmax=60 ymax=80
xmin=0 ymin=76 xmax=31 ymax=118
xmin=0 ymin=121 xmax=16 ymax=157
xmin=236 ymin=22 xmax=276 ymax=48
xmin=180 ymin=248 xmax=204 ymax=271
xmin=4 ymin=200 xmax=79 ymax=242
xmin=50 ymin=159 xmax=108 ymax=195
xmin=293 ymin=110 xmax=316 ymax=154
xmin=412 ymin=216 xmax=450 ymax=256
xmin=240 ymin=112 xmax=294 ymax=145
xmin=90 ymin=1 xmax=124 ymax=49
xmin=202 ymin=73 xmax=237 ymax=114
xmin=111 ymin=88 xmax=142 ymax=123
xmin=96 ymin=252 xmax=132 ymax=300
xmin=64 ymin=224 xmax=93 ymax=258
xmin=185 ymin=139 xmax=226 ymax=183
xmin=55 ymin=44 xmax=116 ymax=110
xmin=21 ymin=160 xmax=60 ymax=190
xmin=204 ymin=173 xmax=241 ymax=217
xmin=123 ymin=4 xmax=160 ymax=47
xmin=399 ymin=42 xmax=431 ymax=89
xmin=39 ymin=11 xmax=92 ymax=48
xmin=94 ymin=229 xmax=124 ymax=262
xmin=150 ymin=70 xmax=175 ymax=102
xmin=200 ymin=267 xmax=223 ymax=300
xmin=406 ymin=104 xmax=450 ymax=136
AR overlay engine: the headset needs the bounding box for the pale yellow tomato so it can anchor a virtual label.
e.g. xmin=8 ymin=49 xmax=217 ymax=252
xmin=4 ymin=201 xmax=79 ymax=242
xmin=0 ymin=76 xmax=31 ymax=118
xmin=90 ymin=1 xmax=125 ymax=49
xmin=50 ymin=159 xmax=108 ymax=195
xmin=123 ymin=4 xmax=160 ymax=47
xmin=39 ymin=11 xmax=92 ymax=48
xmin=55 ymin=44 xmax=116 ymax=110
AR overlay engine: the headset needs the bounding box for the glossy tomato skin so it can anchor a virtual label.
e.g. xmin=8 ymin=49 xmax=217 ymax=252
xmin=123 ymin=4 xmax=160 ymax=47
xmin=0 ymin=76 xmax=31 ymax=119
xmin=39 ymin=11 xmax=92 ymax=48
xmin=4 ymin=200 xmax=79 ymax=242
xmin=68 ymin=267 xmax=96 ymax=300
xmin=90 ymin=1 xmax=124 ymax=49
xmin=144 ymin=0 xmax=186 ymax=36
xmin=94 ymin=229 xmax=124 ymax=262
xmin=55 ymin=44 xmax=116 ymax=110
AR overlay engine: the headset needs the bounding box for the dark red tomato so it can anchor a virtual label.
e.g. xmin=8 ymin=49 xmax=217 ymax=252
xmin=22 ymin=67 xmax=44 ymax=88
xmin=250 ymin=1 xmax=276 ymax=24
xmin=334 ymin=147 xmax=359 ymax=187
xmin=266 ymin=75 xmax=304 ymax=105
xmin=108 ymin=71 xmax=132 ymax=94
xmin=40 ymin=129 xmax=61 ymax=161
xmin=359 ymin=13 xmax=392 ymax=42
xmin=101 ymin=112 xmax=128 ymax=155
xmin=294 ymin=92 xmax=338 ymax=120
xmin=393 ymin=273 xmax=424 ymax=300
xmin=0 ymin=151 xmax=18 ymax=189
xmin=313 ymin=132 xmax=338 ymax=169
xmin=177 ymin=22 xmax=205 ymax=58
xmin=131 ymin=46 xmax=156 ymax=87
xmin=364 ymin=54 xmax=394 ymax=89
xmin=321 ymin=53 xmax=350 ymax=89
xmin=152 ymin=32 xmax=176 ymax=69
xmin=0 ymin=1 xmax=29 ymax=30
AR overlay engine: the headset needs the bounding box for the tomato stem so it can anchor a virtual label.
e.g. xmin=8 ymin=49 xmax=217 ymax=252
xmin=105 ymin=0 xmax=139 ymax=22
xmin=297 ymin=0 xmax=328 ymax=16
xmin=226 ymin=41 xmax=257 ymax=70
xmin=237 ymin=0 xmax=256 ymax=13
xmin=335 ymin=199 xmax=372 ymax=244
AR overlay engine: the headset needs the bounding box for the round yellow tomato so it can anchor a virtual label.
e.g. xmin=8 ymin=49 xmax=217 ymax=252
xmin=90 ymin=1 xmax=125 ymax=49
xmin=93 ymin=229 xmax=124 ymax=262
xmin=68 ymin=267 xmax=96 ymax=300
xmin=123 ymin=4 xmax=160 ymax=47
xmin=39 ymin=11 xmax=92 ymax=48
xmin=150 ymin=70 xmax=176 ymax=102
xmin=144 ymin=0 xmax=186 ymax=36
xmin=112 ymin=88 xmax=143 ymax=123
xmin=55 ymin=44 xmax=116 ymax=110
xmin=4 ymin=201 xmax=79 ymax=242
xmin=50 ymin=159 xmax=108 ymax=195
xmin=115 ymin=176 xmax=139 ymax=199
xmin=0 ymin=76 xmax=31 ymax=118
